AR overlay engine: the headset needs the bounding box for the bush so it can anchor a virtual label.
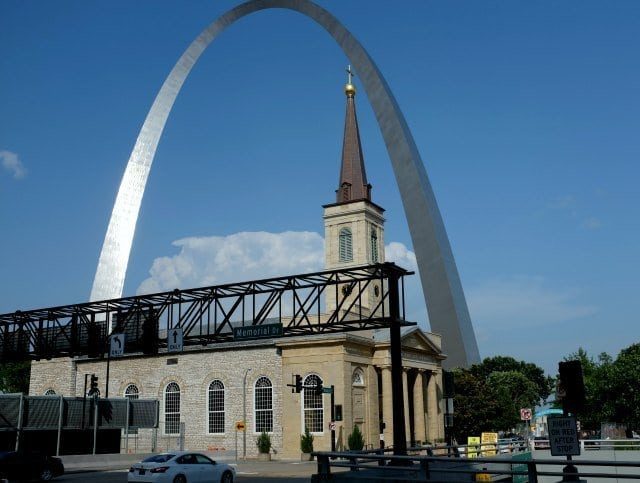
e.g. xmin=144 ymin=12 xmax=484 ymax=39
xmin=256 ymin=431 xmax=272 ymax=453
xmin=300 ymin=426 xmax=314 ymax=453
xmin=348 ymin=425 xmax=364 ymax=451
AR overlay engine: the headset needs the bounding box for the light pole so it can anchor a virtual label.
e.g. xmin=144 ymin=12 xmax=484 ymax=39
xmin=242 ymin=368 xmax=252 ymax=459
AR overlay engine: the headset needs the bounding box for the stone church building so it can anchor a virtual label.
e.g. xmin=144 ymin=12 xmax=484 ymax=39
xmin=29 ymin=76 xmax=446 ymax=458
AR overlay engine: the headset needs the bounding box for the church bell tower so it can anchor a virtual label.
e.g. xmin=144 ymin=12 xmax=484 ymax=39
xmin=324 ymin=67 xmax=386 ymax=316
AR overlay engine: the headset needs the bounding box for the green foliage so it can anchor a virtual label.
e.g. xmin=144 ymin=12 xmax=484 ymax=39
xmin=452 ymin=356 xmax=550 ymax=441
xmin=0 ymin=361 xmax=30 ymax=394
xmin=300 ymin=426 xmax=314 ymax=453
xmin=256 ymin=431 xmax=271 ymax=453
xmin=347 ymin=425 xmax=364 ymax=451
xmin=559 ymin=344 xmax=640 ymax=431
xmin=471 ymin=356 xmax=554 ymax=403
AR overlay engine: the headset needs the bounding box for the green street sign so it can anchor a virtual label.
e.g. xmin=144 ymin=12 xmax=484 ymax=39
xmin=322 ymin=387 xmax=334 ymax=394
xmin=233 ymin=323 xmax=283 ymax=341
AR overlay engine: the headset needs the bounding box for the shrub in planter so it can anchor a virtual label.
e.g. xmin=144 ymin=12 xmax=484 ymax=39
xmin=256 ymin=431 xmax=272 ymax=454
xmin=348 ymin=425 xmax=365 ymax=451
xmin=301 ymin=426 xmax=314 ymax=457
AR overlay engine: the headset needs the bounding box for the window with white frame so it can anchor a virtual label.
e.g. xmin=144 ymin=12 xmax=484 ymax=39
xmin=164 ymin=382 xmax=181 ymax=435
xmin=254 ymin=377 xmax=273 ymax=433
xmin=208 ymin=380 xmax=225 ymax=434
xmin=339 ymin=228 xmax=353 ymax=262
xmin=44 ymin=389 xmax=56 ymax=396
xmin=370 ymin=229 xmax=379 ymax=263
xmin=303 ymin=374 xmax=324 ymax=433
xmin=124 ymin=384 xmax=139 ymax=400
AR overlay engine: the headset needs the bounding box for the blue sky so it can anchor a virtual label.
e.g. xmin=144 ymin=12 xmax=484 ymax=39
xmin=1 ymin=1 xmax=638 ymax=375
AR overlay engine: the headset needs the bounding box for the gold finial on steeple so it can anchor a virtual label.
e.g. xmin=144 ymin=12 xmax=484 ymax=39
xmin=345 ymin=65 xmax=356 ymax=97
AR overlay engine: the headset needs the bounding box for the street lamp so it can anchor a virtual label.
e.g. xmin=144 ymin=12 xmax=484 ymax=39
xmin=242 ymin=368 xmax=252 ymax=459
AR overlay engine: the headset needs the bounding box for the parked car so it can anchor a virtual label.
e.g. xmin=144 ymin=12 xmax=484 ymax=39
xmin=128 ymin=451 xmax=235 ymax=483
xmin=0 ymin=450 xmax=64 ymax=481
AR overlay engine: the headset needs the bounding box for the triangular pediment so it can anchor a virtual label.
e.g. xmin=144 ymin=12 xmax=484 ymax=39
xmin=401 ymin=327 xmax=442 ymax=357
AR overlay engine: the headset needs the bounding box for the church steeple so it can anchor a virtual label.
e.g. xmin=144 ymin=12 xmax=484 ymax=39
xmin=337 ymin=66 xmax=372 ymax=203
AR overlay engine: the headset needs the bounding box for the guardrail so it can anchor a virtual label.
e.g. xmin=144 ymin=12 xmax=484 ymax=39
xmin=529 ymin=438 xmax=640 ymax=451
xmin=311 ymin=447 xmax=640 ymax=482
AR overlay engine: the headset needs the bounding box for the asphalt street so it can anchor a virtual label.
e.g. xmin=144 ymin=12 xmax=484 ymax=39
xmin=58 ymin=473 xmax=310 ymax=482
xmin=55 ymin=460 xmax=318 ymax=482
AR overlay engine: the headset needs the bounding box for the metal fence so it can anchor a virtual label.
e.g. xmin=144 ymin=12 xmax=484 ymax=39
xmin=0 ymin=394 xmax=158 ymax=455
xmin=311 ymin=443 xmax=640 ymax=482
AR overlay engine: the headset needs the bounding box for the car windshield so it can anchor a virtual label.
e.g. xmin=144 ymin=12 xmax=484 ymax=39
xmin=143 ymin=454 xmax=175 ymax=463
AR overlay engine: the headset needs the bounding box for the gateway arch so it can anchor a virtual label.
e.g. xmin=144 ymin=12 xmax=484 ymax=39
xmin=90 ymin=0 xmax=480 ymax=368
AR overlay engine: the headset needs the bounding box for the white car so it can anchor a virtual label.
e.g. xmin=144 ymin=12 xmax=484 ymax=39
xmin=128 ymin=452 xmax=235 ymax=483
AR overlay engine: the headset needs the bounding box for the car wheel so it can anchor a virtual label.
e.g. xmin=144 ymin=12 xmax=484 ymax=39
xmin=221 ymin=470 xmax=234 ymax=483
xmin=39 ymin=467 xmax=54 ymax=481
xmin=173 ymin=475 xmax=187 ymax=483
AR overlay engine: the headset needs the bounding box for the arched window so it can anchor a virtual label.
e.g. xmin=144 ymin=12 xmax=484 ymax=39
xmin=303 ymin=374 xmax=324 ymax=433
xmin=164 ymin=382 xmax=181 ymax=435
xmin=370 ymin=229 xmax=379 ymax=263
xmin=254 ymin=377 xmax=273 ymax=433
xmin=208 ymin=380 xmax=225 ymax=434
xmin=339 ymin=228 xmax=353 ymax=262
xmin=44 ymin=389 xmax=56 ymax=396
xmin=124 ymin=384 xmax=139 ymax=400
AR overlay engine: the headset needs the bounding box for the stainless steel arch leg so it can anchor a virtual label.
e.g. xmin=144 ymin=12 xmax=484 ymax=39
xmin=90 ymin=0 xmax=480 ymax=368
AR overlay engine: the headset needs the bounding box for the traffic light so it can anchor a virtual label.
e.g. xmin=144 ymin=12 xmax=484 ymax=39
xmin=558 ymin=360 xmax=586 ymax=415
xmin=294 ymin=375 xmax=302 ymax=393
xmin=89 ymin=374 xmax=99 ymax=396
xmin=141 ymin=311 xmax=158 ymax=355
xmin=315 ymin=380 xmax=323 ymax=395
xmin=87 ymin=324 xmax=102 ymax=358
xmin=443 ymin=370 xmax=455 ymax=398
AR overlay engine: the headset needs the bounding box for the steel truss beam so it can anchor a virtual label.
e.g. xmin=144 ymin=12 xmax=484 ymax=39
xmin=0 ymin=263 xmax=413 ymax=361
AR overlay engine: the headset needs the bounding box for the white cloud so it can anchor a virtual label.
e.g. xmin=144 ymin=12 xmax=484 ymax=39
xmin=0 ymin=150 xmax=27 ymax=179
xmin=137 ymin=231 xmax=325 ymax=294
xmin=137 ymin=232 xmax=594 ymax=341
xmin=136 ymin=231 xmax=430 ymax=323
xmin=467 ymin=276 xmax=596 ymax=330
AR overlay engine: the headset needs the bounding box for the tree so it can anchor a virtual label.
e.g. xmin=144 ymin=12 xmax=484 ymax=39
xmin=471 ymin=356 xmax=554 ymax=403
xmin=451 ymin=368 xmax=500 ymax=441
xmin=608 ymin=344 xmax=640 ymax=430
xmin=452 ymin=356 xmax=551 ymax=441
xmin=487 ymin=371 xmax=539 ymax=431
xmin=561 ymin=344 xmax=640 ymax=432
xmin=0 ymin=361 xmax=30 ymax=394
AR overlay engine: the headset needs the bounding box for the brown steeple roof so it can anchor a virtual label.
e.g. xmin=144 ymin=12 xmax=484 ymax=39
xmin=336 ymin=71 xmax=372 ymax=203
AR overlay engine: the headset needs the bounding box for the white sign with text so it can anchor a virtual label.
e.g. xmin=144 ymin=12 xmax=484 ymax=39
xmin=548 ymin=416 xmax=580 ymax=456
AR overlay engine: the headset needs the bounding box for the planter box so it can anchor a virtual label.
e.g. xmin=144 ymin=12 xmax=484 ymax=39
xmin=258 ymin=452 xmax=271 ymax=462
xmin=301 ymin=452 xmax=313 ymax=461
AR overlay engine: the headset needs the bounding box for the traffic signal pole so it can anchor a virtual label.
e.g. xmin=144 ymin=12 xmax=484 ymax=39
xmin=331 ymin=385 xmax=336 ymax=452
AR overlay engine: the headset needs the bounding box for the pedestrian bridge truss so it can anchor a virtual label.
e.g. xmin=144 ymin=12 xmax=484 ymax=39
xmin=0 ymin=263 xmax=413 ymax=362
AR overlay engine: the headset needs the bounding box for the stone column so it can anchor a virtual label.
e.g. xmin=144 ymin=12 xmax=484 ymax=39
xmin=427 ymin=370 xmax=439 ymax=443
xmin=413 ymin=370 xmax=426 ymax=444
xmin=402 ymin=368 xmax=410 ymax=443
xmin=381 ymin=366 xmax=393 ymax=446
